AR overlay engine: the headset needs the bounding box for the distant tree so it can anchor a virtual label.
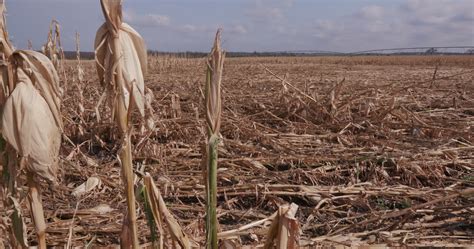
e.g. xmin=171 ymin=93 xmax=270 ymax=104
xmin=465 ymin=49 xmax=474 ymax=54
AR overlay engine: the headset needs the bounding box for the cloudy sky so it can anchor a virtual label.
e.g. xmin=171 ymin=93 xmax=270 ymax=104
xmin=5 ymin=0 xmax=474 ymax=52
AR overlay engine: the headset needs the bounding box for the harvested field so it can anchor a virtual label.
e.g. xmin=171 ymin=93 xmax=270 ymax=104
xmin=12 ymin=55 xmax=474 ymax=247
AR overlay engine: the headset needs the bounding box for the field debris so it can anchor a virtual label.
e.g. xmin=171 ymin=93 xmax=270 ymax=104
xmin=2 ymin=55 xmax=474 ymax=247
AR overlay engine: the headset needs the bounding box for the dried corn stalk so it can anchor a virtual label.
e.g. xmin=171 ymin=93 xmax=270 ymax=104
xmin=2 ymin=50 xmax=62 ymax=248
xmin=75 ymin=32 xmax=84 ymax=83
xmin=0 ymin=0 xmax=13 ymax=104
xmin=204 ymin=29 xmax=225 ymax=249
xmin=144 ymin=174 xmax=191 ymax=249
xmin=42 ymin=20 xmax=62 ymax=70
xmin=94 ymin=0 xmax=147 ymax=247
xmin=0 ymin=2 xmax=19 ymax=246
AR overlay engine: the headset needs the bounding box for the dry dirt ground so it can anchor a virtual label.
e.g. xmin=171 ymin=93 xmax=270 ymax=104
xmin=5 ymin=56 xmax=474 ymax=247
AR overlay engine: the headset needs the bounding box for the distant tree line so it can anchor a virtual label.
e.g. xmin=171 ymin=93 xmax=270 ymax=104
xmin=62 ymin=49 xmax=474 ymax=60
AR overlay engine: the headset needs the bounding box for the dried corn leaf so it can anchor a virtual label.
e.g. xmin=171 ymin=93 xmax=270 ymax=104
xmin=72 ymin=177 xmax=102 ymax=197
xmin=0 ymin=0 xmax=13 ymax=58
xmin=1 ymin=81 xmax=60 ymax=183
xmin=10 ymin=50 xmax=63 ymax=129
xmin=144 ymin=173 xmax=191 ymax=249
xmin=9 ymin=196 xmax=27 ymax=248
xmin=205 ymin=29 xmax=225 ymax=136
xmin=1 ymin=50 xmax=61 ymax=183
xmin=94 ymin=0 xmax=147 ymax=118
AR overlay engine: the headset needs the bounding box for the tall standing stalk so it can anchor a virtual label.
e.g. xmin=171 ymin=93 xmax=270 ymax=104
xmin=95 ymin=0 xmax=148 ymax=248
xmin=205 ymin=30 xmax=225 ymax=249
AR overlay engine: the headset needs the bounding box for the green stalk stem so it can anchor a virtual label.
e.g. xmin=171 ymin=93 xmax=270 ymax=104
xmin=206 ymin=134 xmax=219 ymax=249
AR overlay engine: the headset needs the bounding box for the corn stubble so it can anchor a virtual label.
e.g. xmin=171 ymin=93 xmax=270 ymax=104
xmin=94 ymin=0 xmax=148 ymax=247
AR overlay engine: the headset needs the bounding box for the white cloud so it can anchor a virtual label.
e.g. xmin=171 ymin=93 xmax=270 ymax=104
xmin=246 ymin=7 xmax=284 ymax=22
xmin=175 ymin=24 xmax=216 ymax=34
xmin=227 ymin=24 xmax=247 ymax=35
xmin=402 ymin=0 xmax=473 ymax=25
xmin=357 ymin=5 xmax=385 ymax=19
xmin=245 ymin=0 xmax=296 ymax=23
xmin=310 ymin=0 xmax=473 ymax=51
xmin=123 ymin=10 xmax=170 ymax=27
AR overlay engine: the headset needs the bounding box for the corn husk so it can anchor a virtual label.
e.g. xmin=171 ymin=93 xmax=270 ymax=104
xmin=95 ymin=0 xmax=147 ymax=118
xmin=1 ymin=50 xmax=62 ymax=183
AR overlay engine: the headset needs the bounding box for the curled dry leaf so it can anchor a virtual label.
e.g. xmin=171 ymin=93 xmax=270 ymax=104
xmin=72 ymin=176 xmax=102 ymax=197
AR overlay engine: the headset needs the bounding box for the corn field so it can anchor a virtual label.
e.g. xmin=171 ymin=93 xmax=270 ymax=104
xmin=0 ymin=0 xmax=473 ymax=248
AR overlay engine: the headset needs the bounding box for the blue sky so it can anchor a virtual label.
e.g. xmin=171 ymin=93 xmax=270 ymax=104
xmin=5 ymin=0 xmax=474 ymax=52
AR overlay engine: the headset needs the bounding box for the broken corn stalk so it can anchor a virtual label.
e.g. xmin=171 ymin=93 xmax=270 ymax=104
xmin=263 ymin=203 xmax=300 ymax=249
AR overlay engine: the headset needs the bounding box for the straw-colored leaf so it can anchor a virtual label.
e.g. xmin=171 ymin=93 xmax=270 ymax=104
xmin=144 ymin=173 xmax=191 ymax=249
xmin=72 ymin=177 xmax=102 ymax=197
xmin=1 ymin=81 xmax=60 ymax=183
xmin=11 ymin=50 xmax=63 ymax=129
xmin=94 ymin=0 xmax=147 ymax=118
xmin=1 ymin=50 xmax=62 ymax=183
xmin=205 ymin=29 xmax=225 ymax=136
